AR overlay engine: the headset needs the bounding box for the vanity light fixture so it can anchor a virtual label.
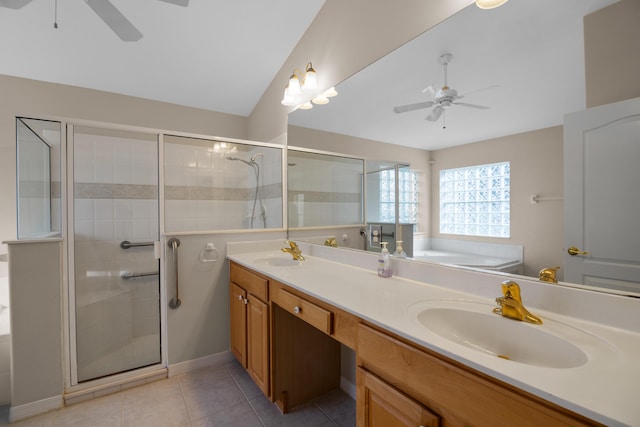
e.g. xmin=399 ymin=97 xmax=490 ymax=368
xmin=281 ymin=62 xmax=337 ymax=109
xmin=475 ymin=0 xmax=509 ymax=9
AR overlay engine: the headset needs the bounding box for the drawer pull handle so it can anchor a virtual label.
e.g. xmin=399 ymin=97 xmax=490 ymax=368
xmin=294 ymin=306 xmax=301 ymax=314
xmin=243 ymin=298 xmax=248 ymax=305
xmin=238 ymin=295 xmax=243 ymax=301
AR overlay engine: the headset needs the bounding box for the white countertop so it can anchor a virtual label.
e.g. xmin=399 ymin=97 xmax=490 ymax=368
xmin=227 ymin=240 xmax=640 ymax=426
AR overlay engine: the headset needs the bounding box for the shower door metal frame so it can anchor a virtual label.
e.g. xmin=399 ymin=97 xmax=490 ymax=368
xmin=63 ymin=121 xmax=168 ymax=391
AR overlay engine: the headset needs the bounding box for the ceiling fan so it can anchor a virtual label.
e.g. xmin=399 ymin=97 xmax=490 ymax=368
xmin=393 ymin=53 xmax=493 ymax=124
xmin=0 ymin=0 xmax=189 ymax=42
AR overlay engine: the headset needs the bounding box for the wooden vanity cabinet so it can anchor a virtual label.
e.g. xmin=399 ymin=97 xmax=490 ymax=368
xmin=229 ymin=262 xmax=270 ymax=396
xmin=358 ymin=367 xmax=440 ymax=427
xmin=357 ymin=324 xmax=601 ymax=427
xmin=229 ymin=262 xmax=602 ymax=425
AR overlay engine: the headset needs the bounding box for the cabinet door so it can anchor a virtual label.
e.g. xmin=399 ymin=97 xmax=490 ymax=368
xmin=230 ymin=283 xmax=247 ymax=366
xmin=358 ymin=367 xmax=440 ymax=427
xmin=247 ymin=294 xmax=269 ymax=396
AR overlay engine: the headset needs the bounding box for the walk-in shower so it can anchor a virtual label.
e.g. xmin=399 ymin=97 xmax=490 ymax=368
xmin=225 ymin=152 xmax=267 ymax=228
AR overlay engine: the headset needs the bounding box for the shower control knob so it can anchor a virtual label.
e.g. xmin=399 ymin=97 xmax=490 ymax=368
xmin=294 ymin=306 xmax=301 ymax=314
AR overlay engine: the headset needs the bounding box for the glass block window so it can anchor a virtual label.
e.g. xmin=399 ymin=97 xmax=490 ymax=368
xmin=439 ymin=162 xmax=510 ymax=238
xmin=379 ymin=169 xmax=418 ymax=224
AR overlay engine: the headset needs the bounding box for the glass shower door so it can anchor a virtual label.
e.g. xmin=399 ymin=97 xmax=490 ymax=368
xmin=71 ymin=126 xmax=160 ymax=383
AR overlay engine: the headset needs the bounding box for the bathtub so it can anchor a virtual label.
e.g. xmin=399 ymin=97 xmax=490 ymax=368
xmin=412 ymin=250 xmax=523 ymax=274
xmin=0 ymin=273 xmax=11 ymax=404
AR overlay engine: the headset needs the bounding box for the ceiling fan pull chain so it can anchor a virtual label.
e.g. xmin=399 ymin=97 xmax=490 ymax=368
xmin=53 ymin=0 xmax=58 ymax=29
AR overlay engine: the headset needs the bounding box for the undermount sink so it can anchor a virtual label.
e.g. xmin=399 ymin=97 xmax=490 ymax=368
xmin=409 ymin=300 xmax=592 ymax=368
xmin=253 ymin=254 xmax=305 ymax=267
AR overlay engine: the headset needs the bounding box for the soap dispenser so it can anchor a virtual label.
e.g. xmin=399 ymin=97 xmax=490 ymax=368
xmin=393 ymin=240 xmax=407 ymax=258
xmin=378 ymin=242 xmax=392 ymax=278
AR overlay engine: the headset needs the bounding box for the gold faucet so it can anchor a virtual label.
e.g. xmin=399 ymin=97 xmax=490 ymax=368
xmin=493 ymin=280 xmax=543 ymax=325
xmin=281 ymin=240 xmax=305 ymax=261
xmin=324 ymin=236 xmax=338 ymax=247
xmin=538 ymin=266 xmax=560 ymax=283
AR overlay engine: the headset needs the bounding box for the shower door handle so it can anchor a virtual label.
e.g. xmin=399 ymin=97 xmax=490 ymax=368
xmin=168 ymin=238 xmax=181 ymax=309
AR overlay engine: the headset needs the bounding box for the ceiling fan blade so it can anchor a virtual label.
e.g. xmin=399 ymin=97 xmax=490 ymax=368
xmin=454 ymin=102 xmax=490 ymax=110
xmin=158 ymin=0 xmax=189 ymax=6
xmin=0 ymin=0 xmax=33 ymax=9
xmin=458 ymin=84 xmax=500 ymax=98
xmin=426 ymin=106 xmax=444 ymax=121
xmin=85 ymin=0 xmax=143 ymax=42
xmin=421 ymin=84 xmax=437 ymax=98
xmin=393 ymin=101 xmax=435 ymax=114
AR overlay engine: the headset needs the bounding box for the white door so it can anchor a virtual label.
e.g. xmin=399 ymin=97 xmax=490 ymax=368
xmin=564 ymin=97 xmax=640 ymax=294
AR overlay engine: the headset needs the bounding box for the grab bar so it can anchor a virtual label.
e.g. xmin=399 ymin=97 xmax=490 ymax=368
xmin=120 ymin=240 xmax=154 ymax=250
xmin=168 ymin=238 xmax=181 ymax=309
xmin=121 ymin=271 xmax=159 ymax=280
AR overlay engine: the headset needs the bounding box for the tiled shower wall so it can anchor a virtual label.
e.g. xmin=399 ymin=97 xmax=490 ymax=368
xmin=164 ymin=135 xmax=283 ymax=232
xmin=73 ymin=130 xmax=160 ymax=381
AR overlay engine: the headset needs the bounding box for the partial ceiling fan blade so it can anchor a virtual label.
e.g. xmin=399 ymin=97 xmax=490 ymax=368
xmin=458 ymin=84 xmax=500 ymax=98
xmin=0 ymin=0 xmax=33 ymax=9
xmin=158 ymin=0 xmax=189 ymax=6
xmin=85 ymin=0 xmax=143 ymax=42
xmin=421 ymin=84 xmax=437 ymax=98
xmin=426 ymin=106 xmax=444 ymax=122
xmin=393 ymin=101 xmax=435 ymax=114
xmin=454 ymin=102 xmax=490 ymax=110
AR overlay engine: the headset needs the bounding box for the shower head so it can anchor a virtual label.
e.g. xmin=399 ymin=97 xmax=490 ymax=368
xmin=250 ymin=152 xmax=264 ymax=163
xmin=224 ymin=154 xmax=253 ymax=166
xmin=225 ymin=152 xmax=263 ymax=166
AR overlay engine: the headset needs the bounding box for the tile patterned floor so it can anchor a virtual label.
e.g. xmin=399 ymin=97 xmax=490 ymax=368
xmin=0 ymin=359 xmax=355 ymax=426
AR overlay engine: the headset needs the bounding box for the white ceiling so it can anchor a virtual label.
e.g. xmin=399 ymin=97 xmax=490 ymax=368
xmin=0 ymin=0 xmax=325 ymax=117
xmin=288 ymin=0 xmax=619 ymax=151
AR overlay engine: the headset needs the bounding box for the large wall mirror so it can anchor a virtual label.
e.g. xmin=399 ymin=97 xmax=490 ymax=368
xmin=287 ymin=149 xmax=363 ymax=228
xmin=287 ymin=0 xmax=639 ymax=294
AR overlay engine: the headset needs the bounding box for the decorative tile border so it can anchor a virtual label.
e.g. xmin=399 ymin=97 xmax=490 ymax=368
xmin=75 ymin=183 xmax=158 ymax=200
xmin=73 ymin=182 xmax=282 ymax=201
xmin=288 ymin=190 xmax=362 ymax=203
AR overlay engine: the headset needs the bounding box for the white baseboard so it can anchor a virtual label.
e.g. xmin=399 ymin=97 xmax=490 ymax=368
xmin=168 ymin=351 xmax=234 ymax=377
xmin=340 ymin=376 xmax=356 ymax=400
xmin=10 ymin=395 xmax=62 ymax=422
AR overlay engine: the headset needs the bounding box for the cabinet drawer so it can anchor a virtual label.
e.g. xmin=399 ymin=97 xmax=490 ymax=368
xmin=230 ymin=263 xmax=268 ymax=301
xmin=277 ymin=288 xmax=332 ymax=335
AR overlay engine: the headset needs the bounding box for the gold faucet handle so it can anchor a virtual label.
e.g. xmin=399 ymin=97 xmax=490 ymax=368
xmin=538 ymin=266 xmax=560 ymax=283
xmin=501 ymin=280 xmax=522 ymax=302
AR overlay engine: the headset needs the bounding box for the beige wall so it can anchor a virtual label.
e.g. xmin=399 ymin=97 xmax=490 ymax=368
xmin=7 ymin=241 xmax=62 ymax=408
xmin=585 ymin=0 xmax=640 ymax=108
xmin=248 ymin=0 xmax=474 ymax=143
xmin=288 ymin=125 xmax=431 ymax=233
xmin=430 ymin=127 xmax=563 ymax=278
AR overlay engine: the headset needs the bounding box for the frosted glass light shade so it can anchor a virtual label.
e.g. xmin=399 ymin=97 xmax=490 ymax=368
xmin=312 ymin=94 xmax=329 ymax=105
xmin=281 ymin=87 xmax=298 ymax=106
xmin=303 ymin=70 xmax=317 ymax=91
xmin=324 ymin=87 xmax=338 ymax=97
xmin=288 ymin=74 xmax=302 ymax=96
xmin=476 ymin=0 xmax=508 ymax=9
